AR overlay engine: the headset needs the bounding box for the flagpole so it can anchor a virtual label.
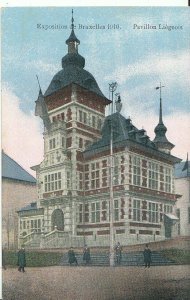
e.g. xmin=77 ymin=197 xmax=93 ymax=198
xmin=109 ymin=82 xmax=117 ymax=267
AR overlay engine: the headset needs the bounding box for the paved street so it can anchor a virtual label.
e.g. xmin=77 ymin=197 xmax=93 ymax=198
xmin=2 ymin=265 xmax=190 ymax=300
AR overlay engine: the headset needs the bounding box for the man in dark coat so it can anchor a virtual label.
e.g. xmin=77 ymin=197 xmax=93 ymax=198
xmin=83 ymin=245 xmax=91 ymax=265
xmin=17 ymin=246 xmax=26 ymax=272
xmin=115 ymin=242 xmax=122 ymax=264
xmin=143 ymin=244 xmax=152 ymax=268
xmin=68 ymin=247 xmax=78 ymax=266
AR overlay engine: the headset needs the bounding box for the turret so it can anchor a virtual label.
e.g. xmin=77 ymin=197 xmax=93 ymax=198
xmin=153 ymin=83 xmax=174 ymax=154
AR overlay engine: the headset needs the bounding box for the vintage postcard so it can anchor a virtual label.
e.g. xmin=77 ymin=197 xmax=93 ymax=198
xmin=1 ymin=5 xmax=190 ymax=300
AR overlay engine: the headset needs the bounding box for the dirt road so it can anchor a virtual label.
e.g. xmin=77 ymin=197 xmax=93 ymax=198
xmin=2 ymin=265 xmax=190 ymax=300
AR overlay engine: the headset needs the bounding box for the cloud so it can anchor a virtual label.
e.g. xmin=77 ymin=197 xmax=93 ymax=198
xmin=26 ymin=60 xmax=60 ymax=76
xmin=104 ymin=50 xmax=190 ymax=88
xmin=2 ymin=84 xmax=44 ymax=176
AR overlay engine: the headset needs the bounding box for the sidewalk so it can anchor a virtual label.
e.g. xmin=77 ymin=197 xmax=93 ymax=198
xmin=2 ymin=265 xmax=190 ymax=300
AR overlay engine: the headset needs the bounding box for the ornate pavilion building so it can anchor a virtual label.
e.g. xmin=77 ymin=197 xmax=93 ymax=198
xmin=18 ymin=14 xmax=181 ymax=249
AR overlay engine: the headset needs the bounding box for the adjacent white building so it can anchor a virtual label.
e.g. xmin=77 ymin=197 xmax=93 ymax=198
xmin=175 ymin=161 xmax=190 ymax=236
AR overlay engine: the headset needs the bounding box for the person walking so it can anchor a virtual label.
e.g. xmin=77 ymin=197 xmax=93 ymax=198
xmin=68 ymin=247 xmax=78 ymax=266
xmin=143 ymin=244 xmax=152 ymax=268
xmin=83 ymin=245 xmax=91 ymax=265
xmin=17 ymin=246 xmax=26 ymax=272
xmin=115 ymin=242 xmax=122 ymax=264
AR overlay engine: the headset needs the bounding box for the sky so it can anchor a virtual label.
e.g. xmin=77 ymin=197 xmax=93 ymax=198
xmin=1 ymin=7 xmax=190 ymax=176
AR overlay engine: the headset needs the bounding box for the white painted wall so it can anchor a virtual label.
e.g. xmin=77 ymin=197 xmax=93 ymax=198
xmin=175 ymin=177 xmax=190 ymax=236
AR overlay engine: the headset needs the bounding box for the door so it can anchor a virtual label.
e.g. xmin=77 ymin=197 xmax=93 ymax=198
xmin=51 ymin=209 xmax=64 ymax=231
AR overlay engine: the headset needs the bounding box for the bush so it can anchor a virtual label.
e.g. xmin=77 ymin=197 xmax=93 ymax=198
xmin=161 ymin=249 xmax=190 ymax=265
xmin=3 ymin=250 xmax=63 ymax=267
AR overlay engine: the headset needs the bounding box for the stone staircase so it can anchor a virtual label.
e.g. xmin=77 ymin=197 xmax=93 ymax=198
xmin=60 ymin=251 xmax=176 ymax=267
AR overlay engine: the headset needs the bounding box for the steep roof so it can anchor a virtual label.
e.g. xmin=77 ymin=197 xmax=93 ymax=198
xmin=84 ymin=112 xmax=181 ymax=164
xmin=85 ymin=112 xmax=155 ymax=152
xmin=44 ymin=66 xmax=106 ymax=99
xmin=2 ymin=151 xmax=36 ymax=183
xmin=18 ymin=202 xmax=37 ymax=212
xmin=175 ymin=161 xmax=190 ymax=178
xmin=44 ymin=18 xmax=108 ymax=101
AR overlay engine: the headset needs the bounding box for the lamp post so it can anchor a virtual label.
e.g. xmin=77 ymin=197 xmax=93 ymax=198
xmin=109 ymin=82 xmax=117 ymax=267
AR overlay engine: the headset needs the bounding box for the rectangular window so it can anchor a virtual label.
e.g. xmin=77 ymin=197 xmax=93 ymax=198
xmin=133 ymin=156 xmax=141 ymax=186
xmin=90 ymin=162 xmax=100 ymax=189
xmin=62 ymin=137 xmax=65 ymax=147
xmin=44 ymin=172 xmax=62 ymax=192
xmin=83 ymin=112 xmax=87 ymax=124
xmin=79 ymin=110 xmax=83 ymax=122
xmin=49 ymin=138 xmax=56 ymax=150
xmin=67 ymin=172 xmax=71 ymax=189
xmin=34 ymin=220 xmax=37 ymax=228
xmin=114 ymin=199 xmax=119 ymax=221
xmin=97 ymin=118 xmax=102 ymax=130
xmin=79 ymin=204 xmax=83 ymax=223
xmin=176 ymin=208 xmax=180 ymax=219
xmin=148 ymin=162 xmax=159 ymax=190
xmin=114 ymin=166 xmax=119 ymax=185
xmin=92 ymin=116 xmax=96 ymax=127
xmin=102 ymin=201 xmax=107 ymax=221
xmin=38 ymin=219 xmax=41 ymax=228
xmin=84 ymin=204 xmax=89 ymax=222
xmin=133 ymin=199 xmax=141 ymax=221
xmin=164 ymin=204 xmax=173 ymax=214
xmin=79 ymin=172 xmax=83 ymax=190
xmin=148 ymin=202 xmax=158 ymax=223
xmin=27 ymin=220 xmax=30 ymax=229
xmin=23 ymin=221 xmax=26 ymax=229
xmin=165 ymin=168 xmax=171 ymax=193
xmin=91 ymin=202 xmax=100 ymax=223
xmin=102 ymin=159 xmax=108 ymax=187
xmin=79 ymin=138 xmax=83 ymax=149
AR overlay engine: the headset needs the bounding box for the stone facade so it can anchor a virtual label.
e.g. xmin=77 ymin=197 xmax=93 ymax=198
xmin=17 ymin=16 xmax=181 ymax=249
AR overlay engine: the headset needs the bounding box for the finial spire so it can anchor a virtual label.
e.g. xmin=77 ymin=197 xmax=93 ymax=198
xmin=36 ymin=75 xmax=42 ymax=94
xmin=155 ymin=82 xmax=165 ymax=124
xmin=71 ymin=9 xmax=74 ymax=30
xmin=65 ymin=9 xmax=80 ymax=53
xmin=153 ymin=83 xmax=174 ymax=154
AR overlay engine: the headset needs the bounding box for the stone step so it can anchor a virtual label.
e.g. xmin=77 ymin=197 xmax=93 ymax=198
xmin=60 ymin=251 xmax=176 ymax=266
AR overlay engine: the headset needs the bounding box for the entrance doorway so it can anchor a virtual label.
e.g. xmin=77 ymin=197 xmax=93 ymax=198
xmin=51 ymin=209 xmax=64 ymax=231
xmin=164 ymin=215 xmax=172 ymax=238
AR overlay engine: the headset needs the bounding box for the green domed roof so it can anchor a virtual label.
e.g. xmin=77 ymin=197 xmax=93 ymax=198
xmin=44 ymin=24 xmax=106 ymax=99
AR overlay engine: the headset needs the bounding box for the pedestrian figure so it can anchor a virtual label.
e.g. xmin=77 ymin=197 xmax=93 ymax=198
xmin=83 ymin=245 xmax=91 ymax=265
xmin=17 ymin=246 xmax=26 ymax=272
xmin=143 ymin=244 xmax=152 ymax=268
xmin=68 ymin=247 xmax=78 ymax=266
xmin=115 ymin=242 xmax=122 ymax=264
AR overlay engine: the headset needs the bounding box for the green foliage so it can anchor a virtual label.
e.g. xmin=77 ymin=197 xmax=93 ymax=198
xmin=161 ymin=249 xmax=190 ymax=264
xmin=3 ymin=250 xmax=63 ymax=267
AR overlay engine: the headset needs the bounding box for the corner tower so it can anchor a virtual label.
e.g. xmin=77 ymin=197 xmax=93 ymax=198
xmin=33 ymin=11 xmax=111 ymax=236
xmin=153 ymin=83 xmax=174 ymax=154
xmin=43 ymin=11 xmax=111 ymax=194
